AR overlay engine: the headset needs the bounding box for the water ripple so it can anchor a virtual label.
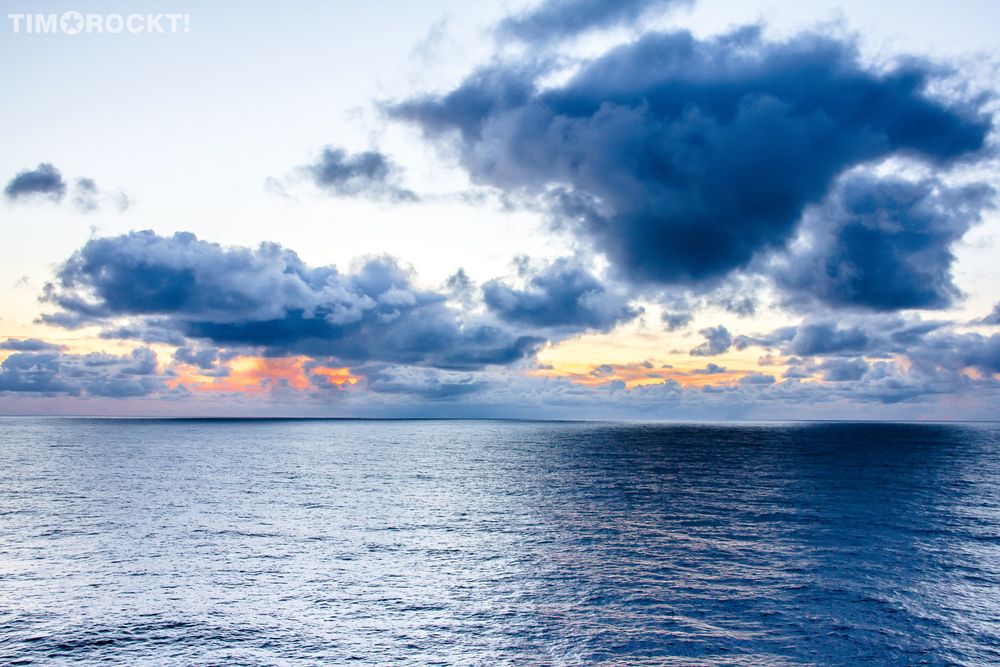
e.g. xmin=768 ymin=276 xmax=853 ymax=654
xmin=0 ymin=419 xmax=998 ymax=665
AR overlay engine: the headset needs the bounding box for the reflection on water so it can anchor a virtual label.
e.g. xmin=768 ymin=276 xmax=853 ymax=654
xmin=0 ymin=419 xmax=998 ymax=665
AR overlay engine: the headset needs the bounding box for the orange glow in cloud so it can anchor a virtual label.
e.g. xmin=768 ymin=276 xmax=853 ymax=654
xmin=168 ymin=356 xmax=359 ymax=395
xmin=311 ymin=365 xmax=360 ymax=385
xmin=530 ymin=360 xmax=781 ymax=389
xmin=532 ymin=329 xmax=809 ymax=389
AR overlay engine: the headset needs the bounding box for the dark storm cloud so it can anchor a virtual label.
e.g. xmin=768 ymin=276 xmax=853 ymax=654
xmin=483 ymin=257 xmax=641 ymax=331
xmin=302 ymin=146 xmax=417 ymax=202
xmin=773 ymin=174 xmax=994 ymax=311
xmin=4 ymin=163 xmax=66 ymax=202
xmin=0 ymin=347 xmax=164 ymax=397
xmin=389 ymin=27 xmax=990 ymax=287
xmin=497 ymin=0 xmax=692 ymax=44
xmin=689 ymin=325 xmax=732 ymax=356
xmin=41 ymin=231 xmax=542 ymax=370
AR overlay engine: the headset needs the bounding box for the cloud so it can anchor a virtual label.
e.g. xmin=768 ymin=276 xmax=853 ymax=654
xmin=497 ymin=0 xmax=692 ymax=45
xmin=172 ymin=346 xmax=221 ymax=370
xmin=301 ymin=146 xmax=417 ymax=202
xmin=661 ymin=311 xmax=692 ymax=331
xmin=4 ymin=163 xmax=66 ymax=202
xmin=98 ymin=322 xmax=187 ymax=346
xmin=818 ymin=358 xmax=869 ymax=382
xmin=958 ymin=335 xmax=1000 ymax=375
xmin=41 ymin=231 xmax=542 ymax=370
xmin=0 ymin=338 xmax=63 ymax=352
xmin=2 ymin=328 xmax=996 ymax=417
xmin=786 ymin=322 xmax=870 ymax=356
xmin=772 ymin=173 xmax=993 ymax=311
xmin=0 ymin=347 xmax=164 ymax=397
xmin=690 ymin=325 xmax=732 ymax=356
xmin=389 ymin=27 xmax=990 ymax=288
xmin=0 ymin=353 xmax=76 ymax=394
xmin=978 ymin=303 xmax=1000 ymax=325
xmin=589 ymin=363 xmax=615 ymax=377
xmin=172 ymin=346 xmax=231 ymax=377
xmin=738 ymin=372 xmax=776 ymax=385
xmin=72 ymin=178 xmax=131 ymax=214
xmin=731 ymin=314 xmax=998 ymax=385
xmin=4 ymin=164 xmax=129 ymax=212
xmin=734 ymin=316 xmax=948 ymax=358
xmin=716 ymin=294 xmax=757 ymax=317
xmin=693 ymin=362 xmax=726 ymax=374
xmin=483 ymin=257 xmax=641 ymax=331
xmin=359 ymin=364 xmax=491 ymax=400
xmin=445 ymin=268 xmax=477 ymax=308
xmin=908 ymin=331 xmax=1000 ymax=377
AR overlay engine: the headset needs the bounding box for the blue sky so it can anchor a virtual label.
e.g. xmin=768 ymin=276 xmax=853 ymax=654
xmin=1 ymin=0 xmax=999 ymax=418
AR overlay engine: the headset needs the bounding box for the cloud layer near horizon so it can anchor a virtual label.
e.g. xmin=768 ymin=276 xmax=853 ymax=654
xmin=0 ymin=225 xmax=991 ymax=417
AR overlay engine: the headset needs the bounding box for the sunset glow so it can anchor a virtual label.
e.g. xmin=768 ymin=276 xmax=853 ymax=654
xmin=168 ymin=356 xmax=359 ymax=395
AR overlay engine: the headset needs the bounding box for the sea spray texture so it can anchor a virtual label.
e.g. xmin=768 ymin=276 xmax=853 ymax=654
xmin=0 ymin=419 xmax=998 ymax=664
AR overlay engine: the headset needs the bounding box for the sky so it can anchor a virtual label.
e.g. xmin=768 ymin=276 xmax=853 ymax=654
xmin=1 ymin=0 xmax=999 ymax=419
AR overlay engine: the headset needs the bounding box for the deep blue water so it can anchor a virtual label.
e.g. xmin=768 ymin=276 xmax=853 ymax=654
xmin=0 ymin=419 xmax=999 ymax=665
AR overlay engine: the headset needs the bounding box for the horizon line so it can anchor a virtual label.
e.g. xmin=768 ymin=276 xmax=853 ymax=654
xmin=0 ymin=415 xmax=998 ymax=425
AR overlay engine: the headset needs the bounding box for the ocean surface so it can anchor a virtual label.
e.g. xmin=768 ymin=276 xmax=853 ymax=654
xmin=0 ymin=419 xmax=998 ymax=665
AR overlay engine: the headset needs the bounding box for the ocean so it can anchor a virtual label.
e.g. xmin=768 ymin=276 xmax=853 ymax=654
xmin=0 ymin=418 xmax=998 ymax=665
